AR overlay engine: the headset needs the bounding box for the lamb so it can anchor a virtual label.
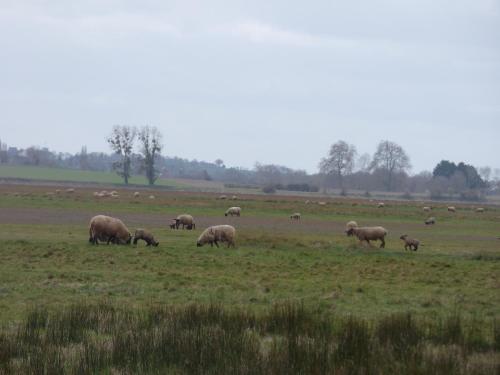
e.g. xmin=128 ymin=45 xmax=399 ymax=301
xmin=290 ymin=213 xmax=301 ymax=220
xmin=378 ymin=202 xmax=385 ymax=208
xmin=423 ymin=206 xmax=431 ymax=212
xmin=197 ymin=225 xmax=236 ymax=248
xmin=475 ymin=207 xmax=485 ymax=213
xmin=176 ymin=214 xmax=196 ymax=229
xmin=134 ymin=192 xmax=140 ymax=198
xmin=345 ymin=221 xmax=358 ymax=235
xmin=345 ymin=226 xmax=388 ymax=248
xmin=447 ymin=206 xmax=456 ymax=213
xmin=169 ymin=219 xmax=177 ymax=229
xmin=225 ymin=207 xmax=241 ymax=217
xmin=400 ymin=234 xmax=419 ymax=251
xmin=88 ymin=215 xmax=131 ymax=245
xmin=133 ymin=229 xmax=159 ymax=247
xmin=425 ymin=217 xmax=436 ymax=225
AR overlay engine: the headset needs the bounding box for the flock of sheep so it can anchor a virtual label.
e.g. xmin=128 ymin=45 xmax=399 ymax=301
xmin=85 ymin=189 xmax=489 ymax=252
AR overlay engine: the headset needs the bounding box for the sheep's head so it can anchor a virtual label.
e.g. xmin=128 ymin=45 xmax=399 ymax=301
xmin=224 ymin=213 xmax=228 ymax=217
xmin=126 ymin=234 xmax=132 ymax=245
xmin=400 ymin=234 xmax=408 ymax=240
xmin=153 ymin=241 xmax=159 ymax=247
xmin=196 ymin=241 xmax=203 ymax=247
xmin=345 ymin=228 xmax=355 ymax=237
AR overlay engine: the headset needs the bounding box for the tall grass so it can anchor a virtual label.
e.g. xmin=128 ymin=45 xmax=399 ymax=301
xmin=0 ymin=301 xmax=498 ymax=374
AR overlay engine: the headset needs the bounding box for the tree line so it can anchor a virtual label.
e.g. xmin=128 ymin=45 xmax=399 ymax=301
xmin=0 ymin=135 xmax=497 ymax=199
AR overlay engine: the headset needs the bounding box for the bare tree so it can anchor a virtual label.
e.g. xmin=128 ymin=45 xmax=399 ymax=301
xmin=479 ymin=166 xmax=491 ymax=182
xmin=370 ymin=140 xmax=411 ymax=191
xmin=107 ymin=125 xmax=136 ymax=184
xmin=319 ymin=140 xmax=357 ymax=190
xmin=356 ymin=153 xmax=371 ymax=172
xmin=138 ymin=126 xmax=163 ymax=185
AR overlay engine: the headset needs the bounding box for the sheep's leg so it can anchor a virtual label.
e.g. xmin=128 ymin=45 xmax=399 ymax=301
xmin=380 ymin=238 xmax=385 ymax=248
xmin=214 ymin=240 xmax=219 ymax=248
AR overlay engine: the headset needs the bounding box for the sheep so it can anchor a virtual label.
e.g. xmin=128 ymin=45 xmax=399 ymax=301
xmin=475 ymin=207 xmax=485 ymax=213
xmin=218 ymin=195 xmax=227 ymax=200
xmin=149 ymin=195 xmax=155 ymax=200
xmin=197 ymin=225 xmax=236 ymax=248
xmin=423 ymin=206 xmax=431 ymax=212
xmin=176 ymin=214 xmax=196 ymax=229
xmin=133 ymin=229 xmax=159 ymax=247
xmin=225 ymin=207 xmax=241 ymax=217
xmin=231 ymin=195 xmax=238 ymax=200
xmin=134 ymin=192 xmax=140 ymax=198
xmin=447 ymin=206 xmax=456 ymax=213
xmin=377 ymin=202 xmax=385 ymax=208
xmin=425 ymin=217 xmax=436 ymax=225
xmin=55 ymin=189 xmax=61 ymax=194
xmin=66 ymin=188 xmax=75 ymax=193
xmin=88 ymin=215 xmax=131 ymax=245
xmin=290 ymin=213 xmax=301 ymax=220
xmin=345 ymin=226 xmax=388 ymax=248
xmin=400 ymin=234 xmax=419 ymax=251
xmin=318 ymin=201 xmax=327 ymax=206
xmin=305 ymin=200 xmax=311 ymax=204
xmin=345 ymin=221 xmax=358 ymax=235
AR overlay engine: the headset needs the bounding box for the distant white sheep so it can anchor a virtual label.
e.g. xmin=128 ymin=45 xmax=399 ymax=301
xmin=197 ymin=225 xmax=236 ymax=248
xmin=346 ymin=226 xmax=388 ymax=248
xmin=290 ymin=213 xmax=301 ymax=220
xmin=225 ymin=207 xmax=241 ymax=217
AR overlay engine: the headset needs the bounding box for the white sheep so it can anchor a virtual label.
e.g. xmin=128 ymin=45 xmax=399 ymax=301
xmin=318 ymin=201 xmax=327 ymax=206
xmin=346 ymin=226 xmax=388 ymax=248
xmin=88 ymin=215 xmax=131 ymax=245
xmin=475 ymin=207 xmax=485 ymax=213
xmin=225 ymin=207 xmax=241 ymax=217
xmin=423 ymin=206 xmax=431 ymax=212
xmin=149 ymin=195 xmax=155 ymax=200
xmin=447 ymin=206 xmax=456 ymax=213
xmin=197 ymin=225 xmax=236 ymax=248
xmin=134 ymin=192 xmax=140 ymax=198
xmin=377 ymin=202 xmax=385 ymax=208
xmin=424 ymin=217 xmax=436 ymax=225
xmin=175 ymin=214 xmax=196 ymax=230
xmin=290 ymin=213 xmax=301 ymax=220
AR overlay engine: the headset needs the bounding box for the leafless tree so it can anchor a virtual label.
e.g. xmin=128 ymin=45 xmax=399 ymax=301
xmin=138 ymin=126 xmax=163 ymax=185
xmin=319 ymin=140 xmax=357 ymax=190
xmin=370 ymin=140 xmax=411 ymax=191
xmin=107 ymin=125 xmax=136 ymax=184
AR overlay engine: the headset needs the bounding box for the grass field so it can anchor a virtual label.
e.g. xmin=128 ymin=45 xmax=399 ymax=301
xmin=0 ymin=183 xmax=499 ymax=373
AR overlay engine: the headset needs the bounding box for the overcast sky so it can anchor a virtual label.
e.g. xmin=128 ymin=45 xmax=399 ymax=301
xmin=1 ymin=0 xmax=499 ymax=174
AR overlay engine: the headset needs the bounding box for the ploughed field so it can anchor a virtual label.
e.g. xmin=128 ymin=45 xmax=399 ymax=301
xmin=1 ymin=184 xmax=500 ymax=373
xmin=0 ymin=183 xmax=498 ymax=322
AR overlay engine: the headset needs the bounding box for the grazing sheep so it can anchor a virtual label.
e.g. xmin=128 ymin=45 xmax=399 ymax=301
xmin=423 ymin=206 xmax=431 ymax=212
xmin=290 ymin=213 xmax=301 ymax=220
xmin=66 ymin=188 xmax=75 ymax=193
xmin=134 ymin=192 xmax=140 ymax=198
xmin=346 ymin=226 xmax=388 ymax=248
xmin=425 ymin=217 xmax=436 ymax=225
xmin=305 ymin=200 xmax=311 ymax=204
xmin=400 ymin=234 xmax=419 ymax=251
xmin=447 ymin=206 xmax=456 ymax=213
xmin=176 ymin=214 xmax=195 ymax=229
xmin=133 ymin=229 xmax=159 ymax=247
xmin=218 ymin=195 xmax=227 ymax=200
xmin=318 ymin=201 xmax=327 ymax=206
xmin=197 ymin=225 xmax=236 ymax=248
xmin=345 ymin=221 xmax=358 ymax=235
xmin=377 ymin=202 xmax=385 ymax=208
xmin=88 ymin=215 xmax=131 ymax=245
xmin=475 ymin=207 xmax=485 ymax=213
xmin=231 ymin=195 xmax=238 ymax=200
xmin=225 ymin=207 xmax=241 ymax=217
xmin=149 ymin=195 xmax=155 ymax=200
